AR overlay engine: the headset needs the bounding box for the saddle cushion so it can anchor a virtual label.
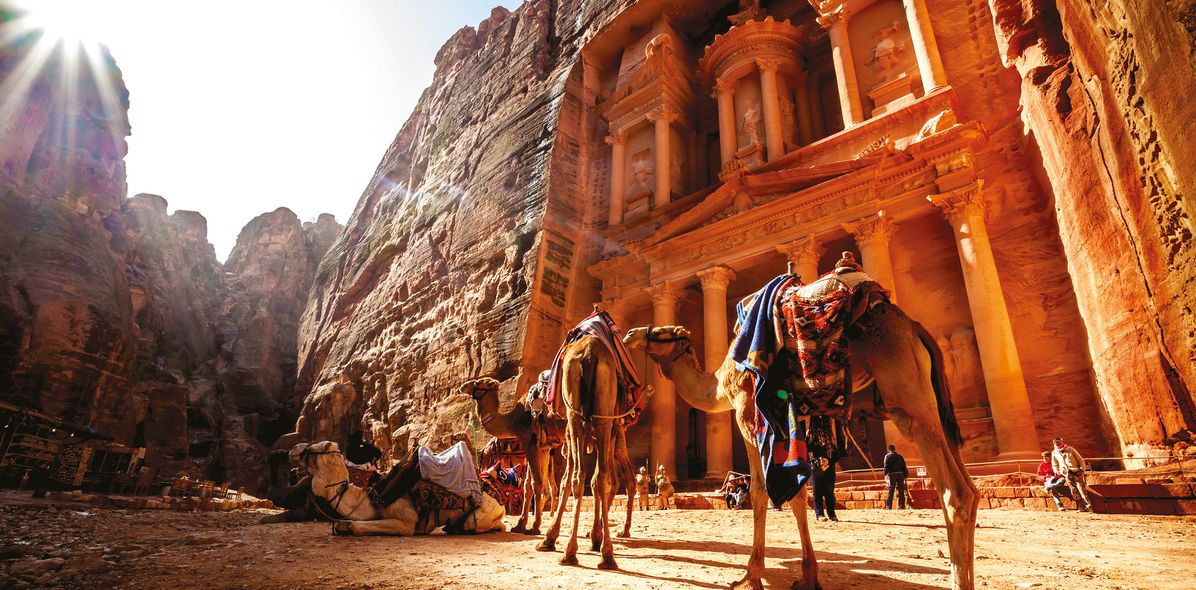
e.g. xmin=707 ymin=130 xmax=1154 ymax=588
xmin=542 ymin=310 xmax=648 ymax=425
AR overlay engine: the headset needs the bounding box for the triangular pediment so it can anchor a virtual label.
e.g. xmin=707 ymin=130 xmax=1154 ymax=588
xmin=634 ymin=158 xmax=873 ymax=248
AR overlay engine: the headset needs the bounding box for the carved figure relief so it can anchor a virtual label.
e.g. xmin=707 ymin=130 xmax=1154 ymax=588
xmin=628 ymin=149 xmax=654 ymax=195
xmin=866 ymin=21 xmax=909 ymax=81
xmin=739 ymin=104 xmax=762 ymax=148
xmin=669 ymin=153 xmax=684 ymax=196
xmin=780 ymin=100 xmax=797 ymax=146
xmin=727 ymin=0 xmax=766 ymax=25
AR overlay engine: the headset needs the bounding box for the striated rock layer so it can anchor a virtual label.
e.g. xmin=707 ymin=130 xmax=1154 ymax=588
xmin=0 ymin=18 xmax=341 ymax=488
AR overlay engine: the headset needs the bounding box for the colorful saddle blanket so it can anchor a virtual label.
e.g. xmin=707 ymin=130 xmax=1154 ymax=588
xmin=543 ymin=310 xmax=648 ymax=426
xmin=730 ymin=268 xmax=888 ymax=507
xmin=480 ymin=463 xmax=525 ymax=515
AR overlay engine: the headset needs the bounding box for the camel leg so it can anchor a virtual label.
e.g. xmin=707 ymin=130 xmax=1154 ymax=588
xmin=615 ymin=426 xmax=634 ymax=538
xmin=514 ymin=449 xmax=539 ymax=534
xmin=786 ymin=485 xmax=819 ymax=590
xmin=732 ymin=412 xmax=768 ymax=590
xmin=335 ymin=518 xmax=416 ymax=536
xmin=594 ymin=417 xmax=618 ymax=570
xmin=536 ymin=435 xmax=575 ymax=552
xmin=560 ymin=419 xmax=587 ymax=566
xmin=859 ymin=311 xmax=979 ymax=590
xmin=525 ymin=447 xmax=549 ymax=535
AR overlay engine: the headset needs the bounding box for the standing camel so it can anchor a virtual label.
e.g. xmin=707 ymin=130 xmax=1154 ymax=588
xmin=460 ymin=376 xmax=638 ymax=540
xmin=623 ymin=278 xmax=978 ymax=589
xmin=532 ymin=333 xmax=626 ymax=569
xmin=290 ymin=441 xmax=506 ymax=536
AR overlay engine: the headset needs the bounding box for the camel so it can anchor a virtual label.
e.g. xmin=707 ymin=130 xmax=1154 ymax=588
xmin=258 ymin=449 xmax=333 ymax=524
xmin=623 ymin=278 xmax=978 ymax=589
xmin=531 ymin=333 xmax=632 ymax=570
xmin=459 ymin=376 xmax=637 ymax=542
xmin=290 ymin=441 xmax=506 ymax=536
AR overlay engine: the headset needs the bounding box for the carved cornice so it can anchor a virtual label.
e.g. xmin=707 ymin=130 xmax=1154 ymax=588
xmin=842 ymin=211 xmax=896 ymax=247
xmin=645 ymin=280 xmax=682 ymax=306
xmin=699 ymin=17 xmax=805 ymax=87
xmin=696 ymin=266 xmax=736 ymax=291
xmin=604 ymin=131 xmax=626 ymax=146
xmin=775 ymin=235 xmax=824 ymax=265
xmin=713 ymin=77 xmax=740 ymax=98
xmin=755 ymin=57 xmax=782 ymax=74
xmin=928 ymin=182 xmax=985 ymax=226
xmin=646 ymin=106 xmax=680 ymax=125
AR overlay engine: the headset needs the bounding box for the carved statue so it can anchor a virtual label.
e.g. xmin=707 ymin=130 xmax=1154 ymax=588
xmin=629 ymin=151 xmax=654 ymax=195
xmin=866 ymin=20 xmax=909 ymax=80
xmin=669 ymin=153 xmax=684 ymax=195
xmin=780 ymin=100 xmax=797 ymax=145
xmin=739 ymin=104 xmax=762 ymax=148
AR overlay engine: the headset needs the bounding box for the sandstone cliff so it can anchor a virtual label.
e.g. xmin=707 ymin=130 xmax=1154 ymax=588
xmin=0 ymin=18 xmax=343 ymax=488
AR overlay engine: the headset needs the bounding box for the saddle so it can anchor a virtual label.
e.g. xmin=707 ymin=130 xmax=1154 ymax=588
xmin=367 ymin=446 xmax=422 ymax=508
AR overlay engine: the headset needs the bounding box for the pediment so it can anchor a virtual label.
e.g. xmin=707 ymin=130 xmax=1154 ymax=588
xmin=633 ymin=158 xmax=870 ymax=248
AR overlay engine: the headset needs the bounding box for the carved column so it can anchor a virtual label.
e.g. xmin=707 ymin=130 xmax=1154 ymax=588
xmin=930 ymin=184 xmax=1039 ymax=459
xmin=902 ymin=0 xmax=948 ymax=92
xmin=795 ymin=80 xmax=815 ymax=146
xmin=756 ymin=58 xmax=785 ymax=162
xmin=714 ymin=78 xmax=738 ymax=167
xmin=843 ymin=212 xmax=922 ymax=461
xmin=818 ymin=9 xmax=864 ymax=126
xmin=648 ymin=108 xmax=677 ymax=209
xmin=646 ymin=280 xmax=681 ymax=477
xmin=775 ymin=235 xmax=823 ymax=283
xmin=842 ymin=212 xmax=899 ymax=303
xmin=697 ymin=266 xmax=735 ymax=478
xmin=606 ymin=131 xmax=626 ymax=225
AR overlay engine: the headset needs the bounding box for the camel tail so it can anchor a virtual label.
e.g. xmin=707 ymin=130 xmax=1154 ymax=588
xmin=910 ymin=317 xmax=964 ymax=447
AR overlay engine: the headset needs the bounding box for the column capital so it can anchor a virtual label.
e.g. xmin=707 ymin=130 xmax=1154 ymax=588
xmin=813 ymin=2 xmax=849 ymax=29
xmin=647 ymin=106 xmax=680 ymax=125
xmin=645 ymin=280 xmax=682 ymax=306
xmin=604 ymin=131 xmax=626 ymax=146
xmin=755 ymin=57 xmax=782 ymax=74
xmin=713 ymin=77 xmax=740 ymax=99
xmin=929 ymin=183 xmax=986 ymax=226
xmin=842 ymin=211 xmax=897 ymax=248
xmin=776 ymin=235 xmax=823 ymax=266
xmin=696 ymin=266 xmax=736 ymax=291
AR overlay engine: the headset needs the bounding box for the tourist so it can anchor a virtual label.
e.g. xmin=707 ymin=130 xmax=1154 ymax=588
xmin=1051 ymin=437 xmax=1094 ymax=512
xmin=1036 ymin=450 xmax=1072 ymax=510
xmin=883 ymin=444 xmax=909 ymax=510
xmin=655 ymin=464 xmax=674 ymax=510
xmin=722 ymin=474 xmax=749 ymax=509
xmin=635 ymin=466 xmax=651 ymax=511
xmin=811 ymin=453 xmax=838 ymax=522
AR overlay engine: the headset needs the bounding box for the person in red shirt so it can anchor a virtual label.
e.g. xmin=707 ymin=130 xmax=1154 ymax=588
xmin=1037 ymin=450 xmax=1071 ymax=510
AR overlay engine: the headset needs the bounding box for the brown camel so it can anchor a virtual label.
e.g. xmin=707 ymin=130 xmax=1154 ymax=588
xmin=530 ymin=333 xmax=633 ymax=569
xmin=460 ymin=376 xmax=638 ymax=542
xmin=623 ymin=303 xmax=978 ymax=589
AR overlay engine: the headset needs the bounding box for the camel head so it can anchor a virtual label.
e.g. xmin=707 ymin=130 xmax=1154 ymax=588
xmin=458 ymin=377 xmax=500 ymax=401
xmin=289 ymin=441 xmax=344 ymax=476
xmin=623 ymin=325 xmax=695 ymax=363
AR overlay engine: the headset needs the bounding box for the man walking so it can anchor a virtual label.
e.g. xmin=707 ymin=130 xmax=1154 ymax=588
xmin=1051 ymin=437 xmax=1093 ymax=512
xmin=883 ymin=444 xmax=909 ymax=510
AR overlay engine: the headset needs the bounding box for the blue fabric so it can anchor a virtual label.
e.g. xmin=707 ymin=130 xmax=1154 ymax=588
xmin=729 ymin=274 xmax=811 ymax=508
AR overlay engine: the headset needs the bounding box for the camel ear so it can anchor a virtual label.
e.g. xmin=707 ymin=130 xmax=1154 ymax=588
xmin=678 ymin=327 xmax=691 ymax=338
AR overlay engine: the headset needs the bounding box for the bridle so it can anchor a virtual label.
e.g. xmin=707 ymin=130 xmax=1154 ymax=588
xmin=298 ymin=445 xmax=358 ymax=520
xmin=644 ymin=325 xmax=695 ymax=364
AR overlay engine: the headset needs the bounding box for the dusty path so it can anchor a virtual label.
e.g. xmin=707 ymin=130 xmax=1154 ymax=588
xmin=2 ymin=495 xmax=1194 ymax=589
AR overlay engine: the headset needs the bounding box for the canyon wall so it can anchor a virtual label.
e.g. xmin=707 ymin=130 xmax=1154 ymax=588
xmin=984 ymin=0 xmax=1196 ymax=457
xmin=0 ymin=20 xmax=341 ymax=488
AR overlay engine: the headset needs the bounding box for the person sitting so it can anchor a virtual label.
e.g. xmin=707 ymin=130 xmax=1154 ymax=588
xmin=635 ymin=466 xmax=651 ymax=511
xmin=655 ymin=465 xmax=675 ymax=510
xmin=721 ymin=475 xmax=749 ymax=509
xmin=1037 ymin=450 xmax=1072 ymax=510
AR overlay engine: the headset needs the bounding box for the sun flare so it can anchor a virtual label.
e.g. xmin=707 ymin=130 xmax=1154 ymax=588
xmin=10 ymin=0 xmax=124 ymax=47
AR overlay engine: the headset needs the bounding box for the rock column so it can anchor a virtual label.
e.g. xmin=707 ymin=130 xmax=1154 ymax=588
xmin=930 ymin=184 xmax=1039 ymax=459
xmin=776 ymin=236 xmax=823 ymax=283
xmin=648 ymin=108 xmax=676 ymax=209
xmin=902 ymin=0 xmax=948 ymax=92
xmin=697 ymin=266 xmax=735 ymax=478
xmin=606 ymin=132 xmax=626 ymax=225
xmin=714 ymin=79 xmax=738 ymax=168
xmin=757 ymin=59 xmax=785 ymax=162
xmin=646 ymin=280 xmax=681 ymax=477
xmin=818 ymin=10 xmax=864 ymax=126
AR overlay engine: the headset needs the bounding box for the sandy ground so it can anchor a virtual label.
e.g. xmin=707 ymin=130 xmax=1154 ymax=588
xmin=1 ymin=493 xmax=1194 ymax=590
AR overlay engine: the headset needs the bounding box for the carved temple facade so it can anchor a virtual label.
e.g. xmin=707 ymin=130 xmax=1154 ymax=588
xmin=516 ymin=0 xmax=1114 ymax=478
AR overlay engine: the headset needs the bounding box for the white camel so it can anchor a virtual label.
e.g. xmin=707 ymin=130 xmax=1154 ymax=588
xmin=290 ymin=441 xmax=506 ymax=536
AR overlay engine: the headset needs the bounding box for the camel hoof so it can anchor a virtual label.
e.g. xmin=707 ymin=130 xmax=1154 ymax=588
xmin=590 ymin=539 xmax=602 ymax=553
xmin=535 ymin=539 xmax=556 ymax=552
xmin=331 ymin=520 xmax=353 ymax=536
xmin=730 ymin=577 xmax=765 ymax=590
xmin=526 ymin=527 xmax=541 ymax=536
xmin=511 ymin=525 xmax=527 ymax=534
xmin=597 ymin=556 xmax=618 ymax=570
xmin=790 ymin=580 xmax=822 ymax=590
xmin=559 ymin=553 xmax=579 ymax=566
xmin=617 ymin=530 xmax=631 ymax=539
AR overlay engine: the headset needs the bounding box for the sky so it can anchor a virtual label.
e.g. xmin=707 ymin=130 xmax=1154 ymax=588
xmin=16 ymin=0 xmax=521 ymax=260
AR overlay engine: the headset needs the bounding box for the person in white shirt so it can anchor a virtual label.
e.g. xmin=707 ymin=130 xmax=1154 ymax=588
xmin=1050 ymin=437 xmax=1093 ymax=512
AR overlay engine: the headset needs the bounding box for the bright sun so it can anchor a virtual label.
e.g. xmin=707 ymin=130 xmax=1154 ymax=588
xmin=12 ymin=0 xmax=124 ymax=46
